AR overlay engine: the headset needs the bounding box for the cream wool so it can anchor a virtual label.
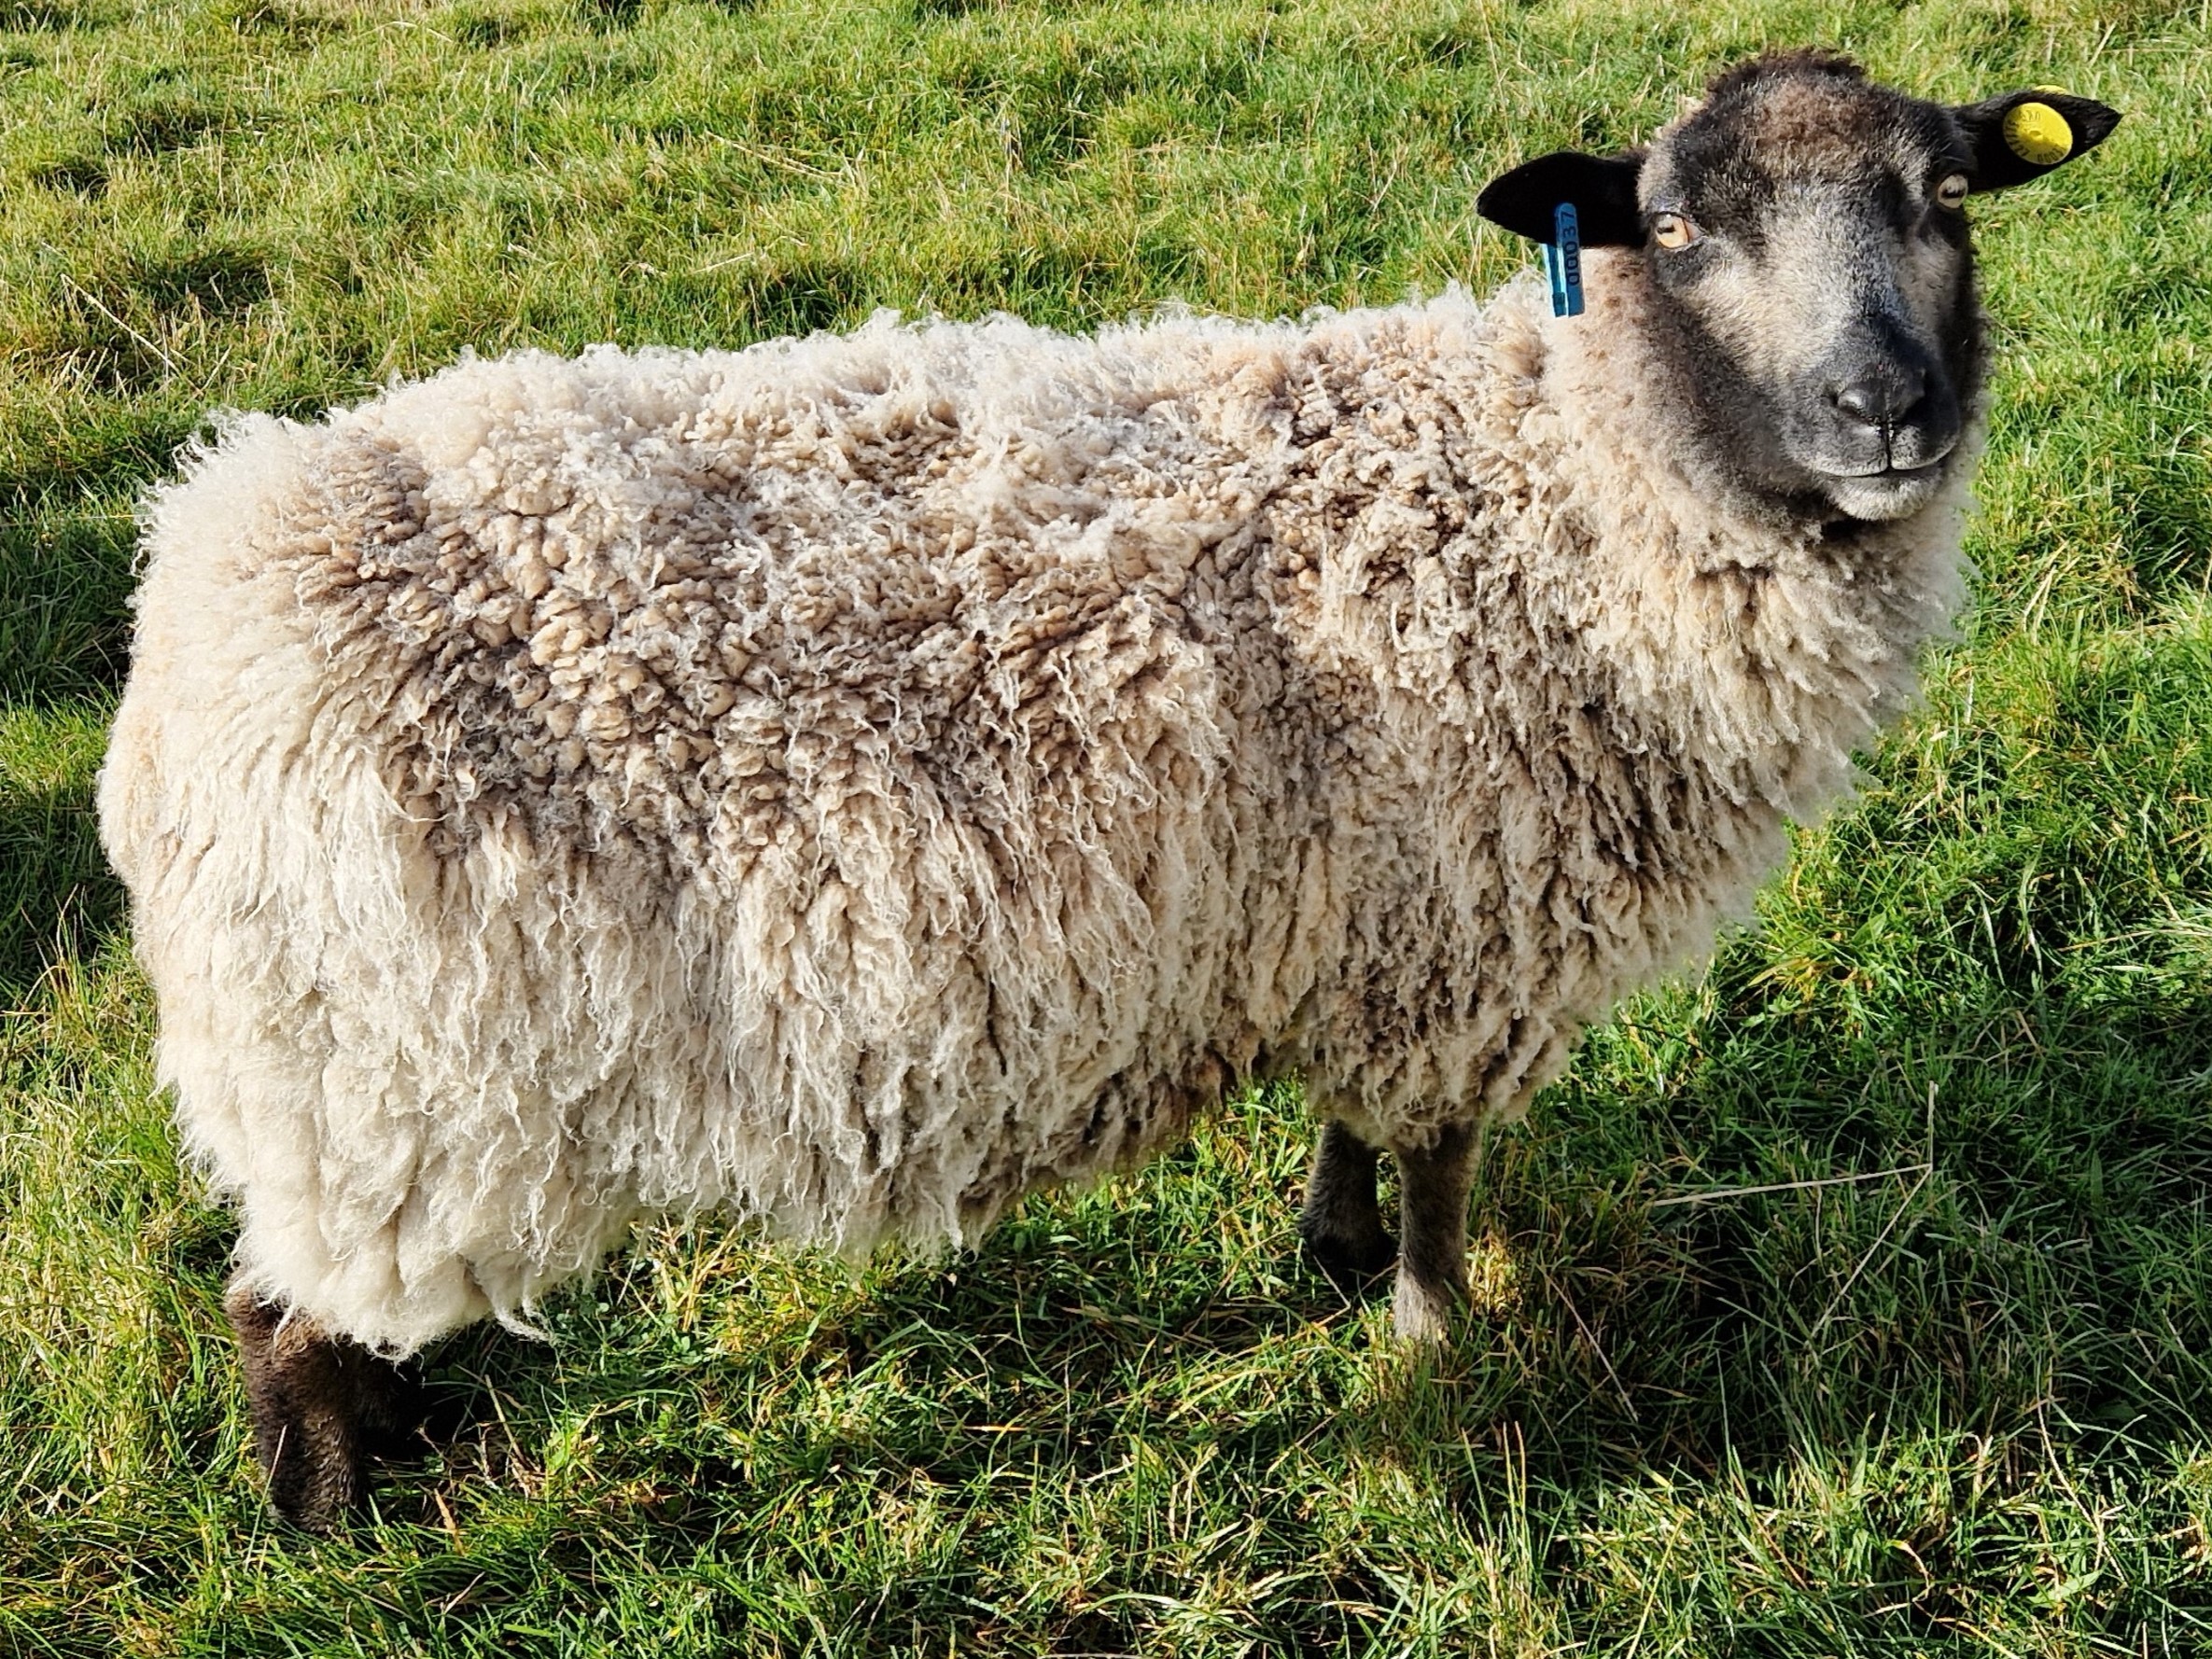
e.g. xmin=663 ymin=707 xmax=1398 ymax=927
xmin=100 ymin=256 xmax=1969 ymax=1357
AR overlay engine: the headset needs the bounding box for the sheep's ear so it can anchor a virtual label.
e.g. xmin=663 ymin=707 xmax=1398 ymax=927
xmin=1953 ymin=90 xmax=2121 ymax=192
xmin=1476 ymin=150 xmax=1645 ymax=247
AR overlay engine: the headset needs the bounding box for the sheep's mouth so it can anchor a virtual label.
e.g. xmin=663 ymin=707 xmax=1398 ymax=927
xmin=1783 ymin=406 xmax=1963 ymax=495
xmin=1801 ymin=427 xmax=1961 ymax=483
xmin=1821 ymin=459 xmax=1948 ymax=482
xmin=1813 ymin=458 xmax=1951 ymax=522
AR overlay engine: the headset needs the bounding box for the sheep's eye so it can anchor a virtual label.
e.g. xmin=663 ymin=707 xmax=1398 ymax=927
xmin=1651 ymin=212 xmax=1701 ymax=250
xmin=1934 ymin=173 xmax=1969 ymax=210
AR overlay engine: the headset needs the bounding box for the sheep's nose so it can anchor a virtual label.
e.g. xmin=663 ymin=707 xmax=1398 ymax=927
xmin=1832 ymin=365 xmax=1926 ymax=430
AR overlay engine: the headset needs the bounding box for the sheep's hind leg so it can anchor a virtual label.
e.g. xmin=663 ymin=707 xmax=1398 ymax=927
xmin=1300 ymin=1120 xmax=1397 ymax=1294
xmin=225 ymin=1278 xmax=423 ymax=1530
xmin=1391 ymin=1122 xmax=1481 ymax=1344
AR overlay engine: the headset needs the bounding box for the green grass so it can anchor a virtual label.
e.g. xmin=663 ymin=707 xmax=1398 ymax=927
xmin=5 ymin=0 xmax=2211 ymax=1651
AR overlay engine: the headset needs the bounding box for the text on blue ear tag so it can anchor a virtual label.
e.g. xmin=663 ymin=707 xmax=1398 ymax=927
xmin=1544 ymin=202 xmax=1585 ymax=318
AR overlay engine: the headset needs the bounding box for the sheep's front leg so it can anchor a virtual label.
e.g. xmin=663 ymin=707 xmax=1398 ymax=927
xmin=225 ymin=1278 xmax=422 ymax=1530
xmin=1299 ymin=1120 xmax=1397 ymax=1292
xmin=1391 ymin=1122 xmax=1481 ymax=1344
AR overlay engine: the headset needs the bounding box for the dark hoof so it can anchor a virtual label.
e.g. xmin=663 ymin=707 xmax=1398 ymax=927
xmin=1299 ymin=1222 xmax=1398 ymax=1300
xmin=226 ymin=1282 xmax=425 ymax=1531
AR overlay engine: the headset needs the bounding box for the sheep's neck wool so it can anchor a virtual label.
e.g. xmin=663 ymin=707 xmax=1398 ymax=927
xmin=99 ymin=256 xmax=1971 ymax=1352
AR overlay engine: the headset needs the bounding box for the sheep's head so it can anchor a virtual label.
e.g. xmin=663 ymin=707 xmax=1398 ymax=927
xmin=1477 ymin=52 xmax=2120 ymax=523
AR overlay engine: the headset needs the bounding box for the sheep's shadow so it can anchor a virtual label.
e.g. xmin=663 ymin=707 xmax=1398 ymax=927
xmin=401 ymin=1205 xmax=1387 ymax=1439
xmin=382 ymin=1161 xmax=1412 ymax=1529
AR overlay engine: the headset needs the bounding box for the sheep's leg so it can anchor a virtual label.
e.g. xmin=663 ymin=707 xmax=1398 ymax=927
xmin=225 ymin=1278 xmax=422 ymax=1530
xmin=1391 ymin=1122 xmax=1481 ymax=1344
xmin=1299 ymin=1120 xmax=1396 ymax=1291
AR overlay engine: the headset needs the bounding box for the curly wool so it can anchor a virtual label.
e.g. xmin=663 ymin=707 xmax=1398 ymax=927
xmin=98 ymin=254 xmax=1971 ymax=1354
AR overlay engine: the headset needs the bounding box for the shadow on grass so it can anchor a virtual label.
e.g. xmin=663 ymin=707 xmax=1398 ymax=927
xmin=0 ymin=720 xmax=122 ymax=1004
xmin=0 ymin=515 xmax=137 ymax=707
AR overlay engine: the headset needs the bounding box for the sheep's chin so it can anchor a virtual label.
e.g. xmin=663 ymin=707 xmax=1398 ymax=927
xmin=1816 ymin=464 xmax=1946 ymax=523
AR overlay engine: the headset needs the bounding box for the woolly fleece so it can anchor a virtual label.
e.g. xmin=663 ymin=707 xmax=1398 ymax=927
xmin=99 ymin=257 xmax=1971 ymax=1354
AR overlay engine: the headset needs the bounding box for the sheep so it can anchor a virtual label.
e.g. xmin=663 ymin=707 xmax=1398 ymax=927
xmin=97 ymin=51 xmax=2119 ymax=1527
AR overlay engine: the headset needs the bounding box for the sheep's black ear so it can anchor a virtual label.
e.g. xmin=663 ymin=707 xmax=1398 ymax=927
xmin=1953 ymin=90 xmax=2121 ymax=192
xmin=1476 ymin=150 xmax=1645 ymax=247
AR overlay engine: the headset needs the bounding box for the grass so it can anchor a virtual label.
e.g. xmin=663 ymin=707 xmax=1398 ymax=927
xmin=3 ymin=0 xmax=2211 ymax=1651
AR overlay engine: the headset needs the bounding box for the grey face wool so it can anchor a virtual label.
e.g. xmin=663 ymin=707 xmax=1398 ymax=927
xmin=95 ymin=52 xmax=2116 ymax=1527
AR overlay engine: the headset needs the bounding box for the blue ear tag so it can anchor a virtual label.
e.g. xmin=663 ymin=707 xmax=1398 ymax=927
xmin=1543 ymin=202 xmax=1585 ymax=318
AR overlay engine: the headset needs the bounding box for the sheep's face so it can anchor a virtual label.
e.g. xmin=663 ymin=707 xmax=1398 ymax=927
xmin=1477 ymin=53 xmax=2119 ymax=523
xmin=1639 ymin=64 xmax=1985 ymax=523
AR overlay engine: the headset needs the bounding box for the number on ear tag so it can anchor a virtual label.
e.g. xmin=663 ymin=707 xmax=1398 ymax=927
xmin=1544 ymin=202 xmax=1585 ymax=318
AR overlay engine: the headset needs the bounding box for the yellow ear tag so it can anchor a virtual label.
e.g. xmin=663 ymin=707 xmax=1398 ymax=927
xmin=2002 ymin=101 xmax=2073 ymax=165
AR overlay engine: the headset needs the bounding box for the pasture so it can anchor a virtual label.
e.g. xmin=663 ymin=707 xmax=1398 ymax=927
xmin=4 ymin=0 xmax=2211 ymax=1652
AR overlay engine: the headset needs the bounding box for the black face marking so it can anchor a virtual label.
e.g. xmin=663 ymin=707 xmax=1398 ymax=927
xmin=1478 ymin=51 xmax=2121 ymax=523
